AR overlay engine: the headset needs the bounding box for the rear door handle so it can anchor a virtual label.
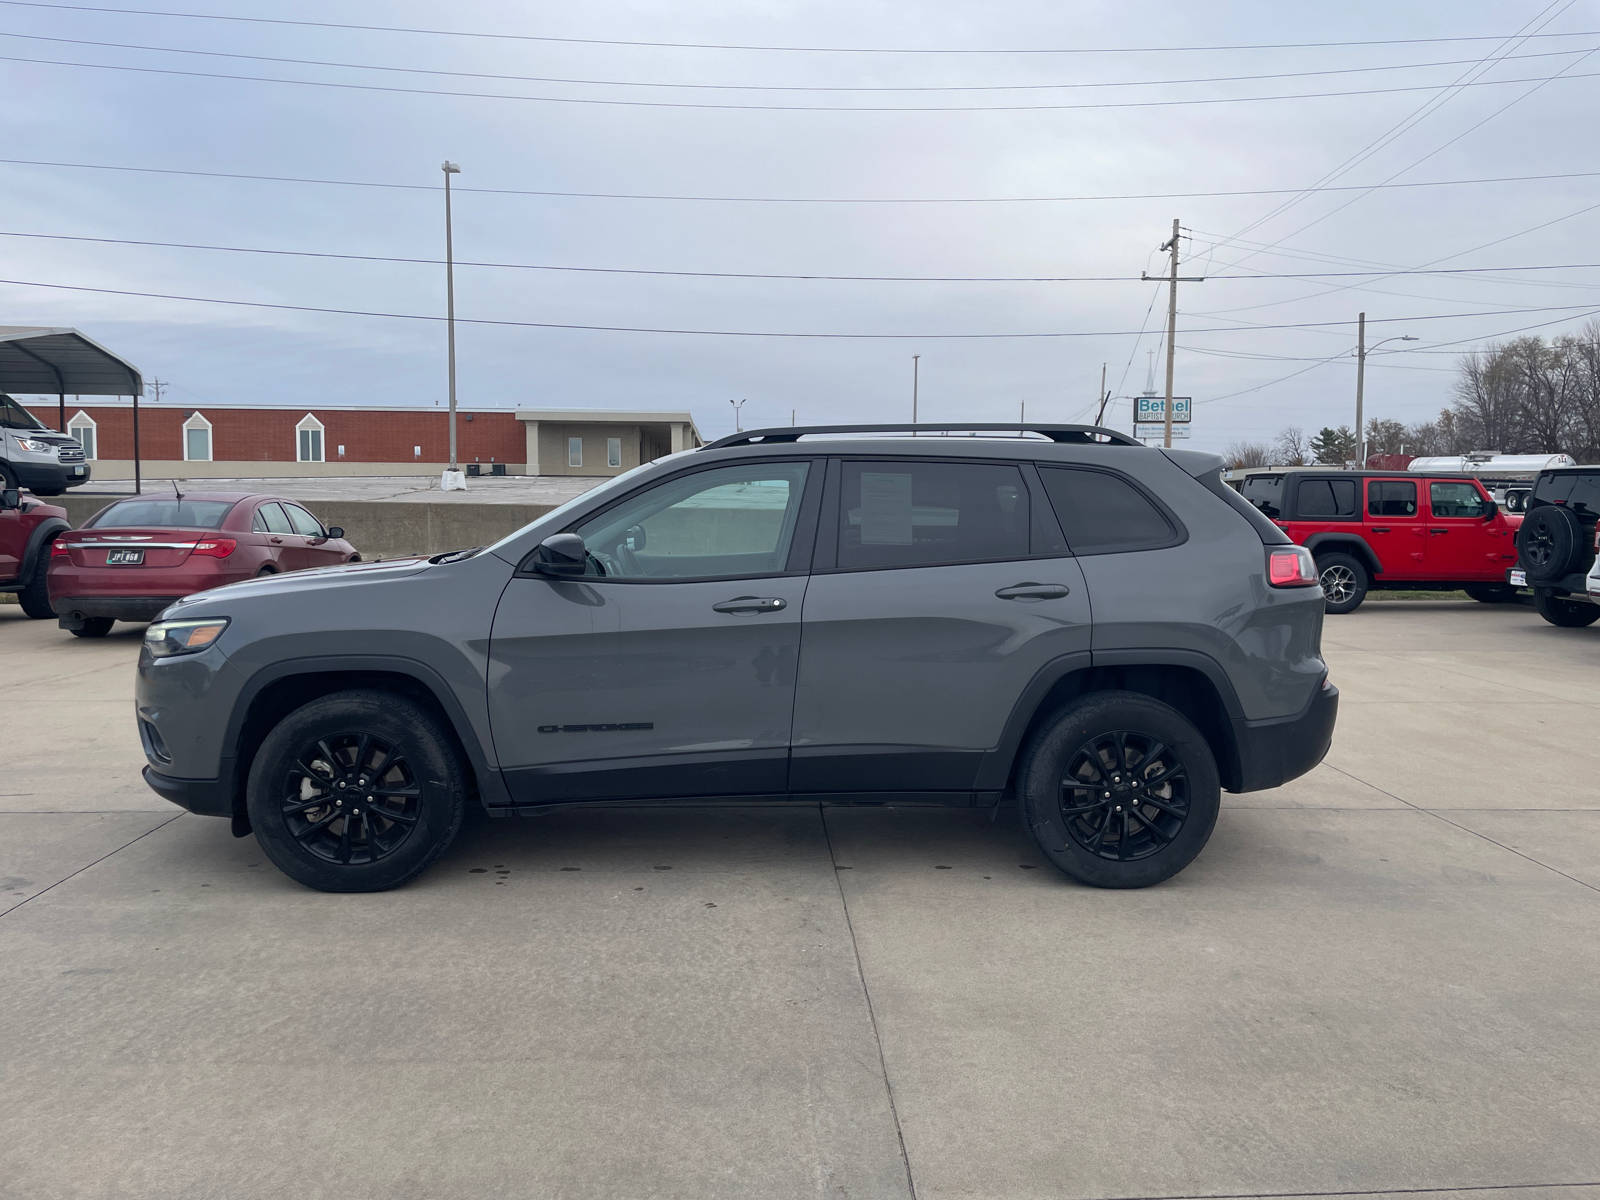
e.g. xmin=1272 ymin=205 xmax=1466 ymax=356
xmin=269 ymin=536 xmax=283 ymax=543
xmin=995 ymin=582 xmax=1071 ymax=601
xmin=712 ymin=596 xmax=787 ymax=614
xmin=1430 ymin=528 xmax=1449 ymax=535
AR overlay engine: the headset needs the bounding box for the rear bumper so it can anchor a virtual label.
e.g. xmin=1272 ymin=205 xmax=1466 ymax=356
xmin=1516 ymin=569 xmax=1596 ymax=601
xmin=11 ymin=460 xmax=90 ymax=491
xmin=1231 ymin=681 xmax=1339 ymax=793
xmin=142 ymin=766 xmax=231 ymax=817
xmin=56 ymin=595 xmax=181 ymax=624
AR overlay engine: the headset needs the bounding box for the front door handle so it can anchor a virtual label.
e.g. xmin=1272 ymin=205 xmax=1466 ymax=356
xmin=1370 ymin=527 xmax=1390 ymax=533
xmin=995 ymin=582 xmax=1071 ymax=601
xmin=713 ymin=596 xmax=787 ymax=615
xmin=1430 ymin=528 xmax=1449 ymax=536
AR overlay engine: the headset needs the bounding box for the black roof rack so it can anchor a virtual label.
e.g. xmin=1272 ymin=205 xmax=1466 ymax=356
xmin=702 ymin=422 xmax=1141 ymax=451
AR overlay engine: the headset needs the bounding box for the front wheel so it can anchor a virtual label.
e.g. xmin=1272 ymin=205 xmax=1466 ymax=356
xmin=1533 ymin=590 xmax=1600 ymax=628
xmin=246 ymin=689 xmax=466 ymax=892
xmin=1317 ymin=552 xmax=1369 ymax=615
xmin=1018 ymin=691 xmax=1221 ymax=889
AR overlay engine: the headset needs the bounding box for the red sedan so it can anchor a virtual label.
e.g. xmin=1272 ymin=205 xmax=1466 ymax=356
xmin=48 ymin=492 xmax=358 ymax=637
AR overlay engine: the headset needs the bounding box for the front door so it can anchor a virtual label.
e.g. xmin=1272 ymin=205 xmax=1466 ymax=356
xmin=1364 ymin=478 xmax=1428 ymax=579
xmin=253 ymin=502 xmax=306 ymax=571
xmin=488 ymin=458 xmax=819 ymax=804
xmin=1425 ymin=479 xmax=1502 ymax=578
xmin=283 ymin=502 xmax=346 ymax=569
xmin=791 ymin=457 xmax=1091 ymax=796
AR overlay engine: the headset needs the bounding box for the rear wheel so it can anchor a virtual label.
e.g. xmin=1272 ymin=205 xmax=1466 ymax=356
xmin=246 ymin=690 xmax=467 ymax=892
xmin=69 ymin=617 xmax=114 ymax=638
xmin=1533 ymin=590 xmax=1600 ymax=628
xmin=1018 ymin=691 xmax=1221 ymax=889
xmin=17 ymin=557 xmax=54 ymax=618
xmin=1316 ymin=552 xmax=1369 ymax=614
xmin=1464 ymin=583 xmax=1519 ymax=604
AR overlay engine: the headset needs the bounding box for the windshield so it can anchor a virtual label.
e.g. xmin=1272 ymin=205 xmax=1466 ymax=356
xmin=0 ymin=395 xmax=48 ymax=431
xmin=87 ymin=498 xmax=236 ymax=529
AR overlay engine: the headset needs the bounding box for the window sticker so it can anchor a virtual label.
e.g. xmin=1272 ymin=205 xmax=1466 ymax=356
xmin=859 ymin=472 xmax=914 ymax=545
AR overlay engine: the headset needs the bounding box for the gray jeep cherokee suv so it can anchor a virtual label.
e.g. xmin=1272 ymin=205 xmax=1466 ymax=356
xmin=135 ymin=423 xmax=1337 ymax=893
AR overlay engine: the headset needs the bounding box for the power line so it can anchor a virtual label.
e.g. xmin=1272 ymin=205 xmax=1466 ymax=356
xmin=7 ymin=155 xmax=1600 ymax=205
xmin=5 ymin=51 xmax=1599 ymax=112
xmin=6 ymin=2 xmax=1599 ymax=56
xmin=9 ymin=227 xmax=1600 ymax=283
xmin=5 ymin=30 xmax=1596 ymax=93
xmin=3 ymin=275 xmax=1598 ymax=338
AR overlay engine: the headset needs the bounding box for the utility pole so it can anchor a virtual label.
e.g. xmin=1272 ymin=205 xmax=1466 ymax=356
xmin=912 ymin=355 xmax=920 ymax=431
xmin=1141 ymin=219 xmax=1204 ymax=448
xmin=1353 ymin=314 xmax=1417 ymax=467
xmin=442 ymin=160 xmax=463 ymax=489
xmin=1093 ymin=362 xmax=1110 ymax=426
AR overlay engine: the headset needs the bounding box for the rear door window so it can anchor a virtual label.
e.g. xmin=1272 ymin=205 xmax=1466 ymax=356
xmin=1240 ymin=475 xmax=1283 ymax=517
xmin=256 ymin=503 xmax=295 ymax=535
xmin=1296 ymin=478 xmax=1358 ymax=519
xmin=1367 ymin=480 xmax=1417 ymax=517
xmin=86 ymin=499 xmax=234 ymax=529
xmin=836 ymin=460 xmax=1030 ymax=569
xmin=1037 ymin=467 xmax=1178 ymax=554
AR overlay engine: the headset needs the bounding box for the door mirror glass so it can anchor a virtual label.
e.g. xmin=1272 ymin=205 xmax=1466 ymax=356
xmin=325 ymin=526 xmax=345 ymax=539
xmin=0 ymin=488 xmax=19 ymax=510
xmin=530 ymin=532 xmax=589 ymax=576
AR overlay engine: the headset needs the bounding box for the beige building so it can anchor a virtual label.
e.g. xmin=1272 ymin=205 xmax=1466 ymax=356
xmin=518 ymin=409 xmax=702 ymax=477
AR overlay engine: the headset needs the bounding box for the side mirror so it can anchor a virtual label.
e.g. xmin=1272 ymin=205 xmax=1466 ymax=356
xmin=326 ymin=526 xmax=345 ymax=539
xmin=529 ymin=532 xmax=588 ymax=577
xmin=1482 ymin=499 xmax=1498 ymax=519
xmin=0 ymin=488 xmax=19 ymax=510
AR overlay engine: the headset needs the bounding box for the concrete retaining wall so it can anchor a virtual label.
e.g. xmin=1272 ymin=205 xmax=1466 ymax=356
xmin=47 ymin=496 xmax=555 ymax=561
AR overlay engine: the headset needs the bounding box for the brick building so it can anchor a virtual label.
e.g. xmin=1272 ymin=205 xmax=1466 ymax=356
xmin=19 ymin=402 xmax=701 ymax=478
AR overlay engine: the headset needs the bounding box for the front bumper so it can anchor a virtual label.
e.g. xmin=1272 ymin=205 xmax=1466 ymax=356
xmin=142 ymin=766 xmax=232 ymax=817
xmin=56 ymin=595 xmax=181 ymax=625
xmin=1230 ymin=680 xmax=1339 ymax=793
xmin=10 ymin=460 xmax=90 ymax=491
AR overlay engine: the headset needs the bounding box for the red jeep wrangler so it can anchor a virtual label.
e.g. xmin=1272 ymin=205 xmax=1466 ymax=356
xmin=1239 ymin=469 xmax=1521 ymax=613
xmin=0 ymin=484 xmax=71 ymax=619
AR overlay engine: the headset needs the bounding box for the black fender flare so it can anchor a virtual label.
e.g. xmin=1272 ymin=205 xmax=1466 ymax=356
xmin=974 ymin=648 xmax=1249 ymax=792
xmin=19 ymin=516 xmax=68 ymax=585
xmin=223 ymin=654 xmax=511 ymax=811
xmin=1304 ymin=532 xmax=1384 ymax=576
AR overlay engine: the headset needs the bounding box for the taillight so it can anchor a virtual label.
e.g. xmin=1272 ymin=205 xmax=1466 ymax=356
xmin=189 ymin=539 xmax=236 ymax=559
xmin=50 ymin=538 xmax=69 ymax=559
xmin=1268 ymin=545 xmax=1318 ymax=587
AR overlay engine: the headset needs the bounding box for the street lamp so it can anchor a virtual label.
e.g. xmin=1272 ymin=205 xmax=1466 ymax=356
xmin=729 ymin=398 xmax=747 ymax=433
xmin=1354 ymin=310 xmax=1417 ymax=466
xmin=442 ymin=160 xmax=464 ymax=491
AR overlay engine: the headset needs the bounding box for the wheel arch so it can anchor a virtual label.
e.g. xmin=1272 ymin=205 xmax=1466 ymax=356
xmin=17 ymin=516 xmax=68 ymax=587
xmin=1304 ymin=533 xmax=1382 ymax=576
xmin=225 ymin=656 xmax=510 ymax=836
xmin=978 ymin=651 xmax=1247 ymax=796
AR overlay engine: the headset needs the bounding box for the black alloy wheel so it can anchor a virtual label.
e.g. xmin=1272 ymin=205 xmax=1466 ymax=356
xmin=247 ymin=690 xmax=466 ymax=892
xmin=281 ymin=732 xmax=421 ymax=867
xmin=1019 ymin=691 xmax=1221 ymax=888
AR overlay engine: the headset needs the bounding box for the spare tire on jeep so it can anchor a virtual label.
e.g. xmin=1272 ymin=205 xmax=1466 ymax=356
xmin=1518 ymin=505 xmax=1584 ymax=582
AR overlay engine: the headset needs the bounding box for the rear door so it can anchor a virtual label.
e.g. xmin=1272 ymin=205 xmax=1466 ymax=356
xmin=1364 ymin=478 xmax=1427 ymax=579
xmin=791 ymin=457 xmax=1090 ymax=797
xmin=1425 ymin=479 xmax=1505 ymax=579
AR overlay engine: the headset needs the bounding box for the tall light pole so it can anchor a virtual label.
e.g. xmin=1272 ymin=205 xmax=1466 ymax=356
xmin=442 ymin=160 xmax=462 ymax=485
xmin=1354 ymin=311 xmax=1417 ymax=466
xmin=729 ymin=398 xmax=747 ymax=433
xmin=912 ymin=355 xmax=920 ymax=426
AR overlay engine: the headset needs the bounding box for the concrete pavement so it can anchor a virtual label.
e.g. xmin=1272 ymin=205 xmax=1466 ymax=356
xmin=2 ymin=600 xmax=1599 ymax=1199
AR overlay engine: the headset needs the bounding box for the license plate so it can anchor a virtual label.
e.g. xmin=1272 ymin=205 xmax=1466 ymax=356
xmin=1509 ymin=569 xmax=1526 ymax=587
xmin=107 ymin=549 xmax=144 ymax=565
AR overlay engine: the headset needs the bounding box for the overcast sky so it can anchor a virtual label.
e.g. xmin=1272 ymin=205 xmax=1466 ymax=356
xmin=4 ymin=0 xmax=1599 ymax=451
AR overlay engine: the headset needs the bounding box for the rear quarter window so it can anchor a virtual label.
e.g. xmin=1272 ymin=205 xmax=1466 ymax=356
xmin=1037 ymin=467 xmax=1181 ymax=554
xmin=1241 ymin=475 xmax=1283 ymax=517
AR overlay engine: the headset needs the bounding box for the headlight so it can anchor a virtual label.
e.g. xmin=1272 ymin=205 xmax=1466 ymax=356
xmin=144 ymin=618 xmax=229 ymax=658
xmin=13 ymin=437 xmax=54 ymax=453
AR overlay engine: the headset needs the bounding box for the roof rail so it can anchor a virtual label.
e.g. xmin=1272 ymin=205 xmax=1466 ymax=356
xmin=701 ymin=422 xmax=1141 ymax=451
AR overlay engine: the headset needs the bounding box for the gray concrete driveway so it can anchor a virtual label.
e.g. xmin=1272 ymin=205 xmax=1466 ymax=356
xmin=3 ymin=600 xmax=1599 ymax=1199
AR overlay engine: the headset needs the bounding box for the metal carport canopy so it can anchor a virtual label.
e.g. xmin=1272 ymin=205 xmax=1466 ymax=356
xmin=0 ymin=326 xmax=144 ymax=397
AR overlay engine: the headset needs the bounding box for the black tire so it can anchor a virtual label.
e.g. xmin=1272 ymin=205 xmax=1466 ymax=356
xmin=0 ymin=463 xmax=17 ymax=491
xmin=1464 ymin=583 xmax=1519 ymax=604
xmin=30 ymin=488 xmax=63 ymax=497
xmin=1533 ymin=590 xmax=1600 ymax=628
xmin=1518 ymin=505 xmax=1584 ymax=583
xmin=1316 ymin=552 xmax=1369 ymax=615
xmin=255 ymin=566 xmax=275 ymax=577
xmin=70 ymin=616 xmax=114 ymax=638
xmin=1018 ymin=691 xmax=1221 ymax=889
xmin=17 ymin=556 xmax=54 ymax=618
xmin=246 ymin=689 xmax=466 ymax=893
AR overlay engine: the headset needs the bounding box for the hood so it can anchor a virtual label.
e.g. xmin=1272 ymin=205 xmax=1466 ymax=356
xmin=161 ymin=555 xmax=433 ymax=613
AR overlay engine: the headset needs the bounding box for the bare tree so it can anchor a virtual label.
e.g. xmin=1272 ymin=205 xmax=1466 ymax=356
xmin=1452 ymin=345 xmax=1524 ymax=452
xmin=1224 ymin=441 xmax=1273 ymax=469
xmin=1273 ymin=426 xmax=1310 ymax=465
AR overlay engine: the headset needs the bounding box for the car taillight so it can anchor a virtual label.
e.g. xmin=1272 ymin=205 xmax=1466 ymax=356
xmin=1268 ymin=545 xmax=1318 ymax=587
xmin=189 ymin=539 xmax=236 ymax=558
xmin=50 ymin=538 xmax=69 ymax=558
